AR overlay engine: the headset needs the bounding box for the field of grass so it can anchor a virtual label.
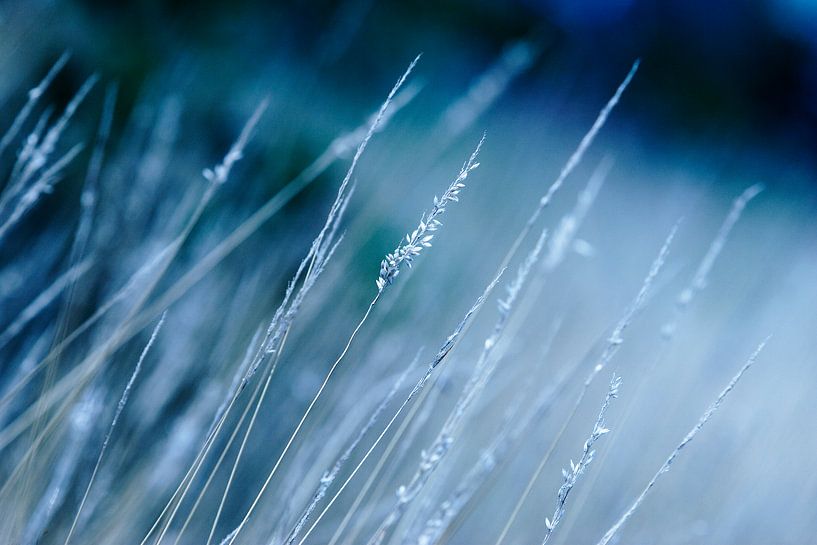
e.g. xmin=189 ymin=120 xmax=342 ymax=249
xmin=1 ymin=2 xmax=816 ymax=544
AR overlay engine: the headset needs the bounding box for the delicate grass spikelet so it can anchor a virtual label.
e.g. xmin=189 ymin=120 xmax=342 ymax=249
xmin=377 ymin=134 xmax=484 ymax=291
xmin=367 ymin=227 xmax=546 ymax=545
xmin=595 ymin=339 xmax=768 ymax=545
xmin=540 ymin=374 xmax=621 ymax=544
xmin=202 ymin=99 xmax=269 ymax=186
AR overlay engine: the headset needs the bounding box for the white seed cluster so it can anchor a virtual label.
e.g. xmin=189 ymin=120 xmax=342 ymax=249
xmin=376 ymin=137 xmax=483 ymax=291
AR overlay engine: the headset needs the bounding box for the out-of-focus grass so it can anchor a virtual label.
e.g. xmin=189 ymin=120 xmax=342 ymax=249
xmin=1 ymin=2 xmax=816 ymax=545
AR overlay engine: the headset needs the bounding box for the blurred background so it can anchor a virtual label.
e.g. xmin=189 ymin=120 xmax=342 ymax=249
xmin=0 ymin=1 xmax=816 ymax=544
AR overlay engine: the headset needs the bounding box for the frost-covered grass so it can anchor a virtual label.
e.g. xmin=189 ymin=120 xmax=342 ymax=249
xmin=0 ymin=32 xmax=814 ymax=545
